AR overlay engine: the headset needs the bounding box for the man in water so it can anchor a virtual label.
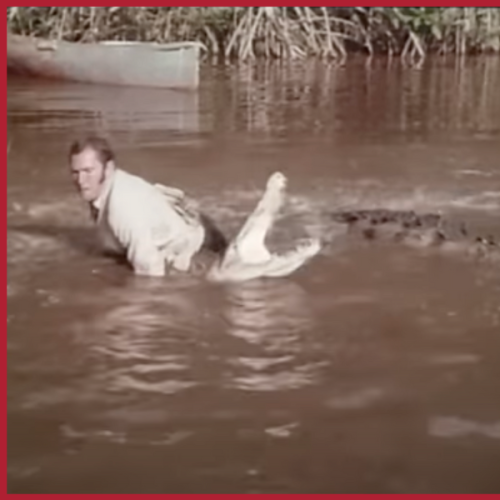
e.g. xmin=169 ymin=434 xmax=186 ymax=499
xmin=68 ymin=135 xmax=320 ymax=282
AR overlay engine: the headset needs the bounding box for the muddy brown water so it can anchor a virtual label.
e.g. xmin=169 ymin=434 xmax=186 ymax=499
xmin=7 ymin=57 xmax=500 ymax=494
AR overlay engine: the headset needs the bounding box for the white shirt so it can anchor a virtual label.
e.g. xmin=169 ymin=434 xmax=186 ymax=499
xmin=92 ymin=168 xmax=205 ymax=277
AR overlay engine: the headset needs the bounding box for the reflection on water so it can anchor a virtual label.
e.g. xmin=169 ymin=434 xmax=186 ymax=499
xmin=7 ymin=57 xmax=500 ymax=494
xmin=204 ymin=57 xmax=500 ymax=138
xmin=7 ymin=80 xmax=200 ymax=136
xmin=429 ymin=416 xmax=500 ymax=440
xmin=223 ymin=280 xmax=313 ymax=348
xmin=222 ymin=280 xmax=325 ymax=392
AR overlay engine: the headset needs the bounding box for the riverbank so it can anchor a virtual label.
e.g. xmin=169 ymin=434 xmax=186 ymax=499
xmin=7 ymin=7 xmax=500 ymax=62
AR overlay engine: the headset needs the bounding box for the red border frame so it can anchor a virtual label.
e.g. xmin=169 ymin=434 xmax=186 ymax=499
xmin=4 ymin=0 xmax=500 ymax=498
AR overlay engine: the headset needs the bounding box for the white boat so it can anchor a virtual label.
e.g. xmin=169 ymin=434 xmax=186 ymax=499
xmin=7 ymin=34 xmax=202 ymax=89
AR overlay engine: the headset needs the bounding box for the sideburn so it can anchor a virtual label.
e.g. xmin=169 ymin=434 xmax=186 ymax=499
xmin=100 ymin=163 xmax=108 ymax=184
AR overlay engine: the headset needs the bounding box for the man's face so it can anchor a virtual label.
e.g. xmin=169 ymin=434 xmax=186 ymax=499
xmin=70 ymin=148 xmax=111 ymax=202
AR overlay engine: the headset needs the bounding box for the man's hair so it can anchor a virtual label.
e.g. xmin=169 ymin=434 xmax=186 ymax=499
xmin=68 ymin=135 xmax=115 ymax=165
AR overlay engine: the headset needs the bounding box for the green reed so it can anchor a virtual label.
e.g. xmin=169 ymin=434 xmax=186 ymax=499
xmin=7 ymin=7 xmax=500 ymax=61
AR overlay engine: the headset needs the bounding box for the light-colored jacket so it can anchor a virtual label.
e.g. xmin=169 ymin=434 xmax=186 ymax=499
xmin=92 ymin=168 xmax=205 ymax=276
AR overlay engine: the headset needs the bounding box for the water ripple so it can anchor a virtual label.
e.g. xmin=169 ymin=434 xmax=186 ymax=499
xmin=429 ymin=416 xmax=500 ymax=440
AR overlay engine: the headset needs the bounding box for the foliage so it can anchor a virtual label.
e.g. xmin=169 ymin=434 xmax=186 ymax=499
xmin=7 ymin=7 xmax=500 ymax=61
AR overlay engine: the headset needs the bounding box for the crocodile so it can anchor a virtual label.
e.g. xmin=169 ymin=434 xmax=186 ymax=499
xmin=330 ymin=208 xmax=500 ymax=263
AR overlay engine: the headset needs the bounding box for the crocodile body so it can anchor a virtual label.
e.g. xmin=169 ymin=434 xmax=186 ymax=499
xmin=330 ymin=209 xmax=500 ymax=263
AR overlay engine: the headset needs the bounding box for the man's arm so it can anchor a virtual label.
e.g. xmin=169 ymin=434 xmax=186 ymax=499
xmin=110 ymin=206 xmax=166 ymax=277
xmin=153 ymin=183 xmax=185 ymax=203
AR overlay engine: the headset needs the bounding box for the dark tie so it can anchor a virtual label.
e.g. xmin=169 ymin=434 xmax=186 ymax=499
xmin=89 ymin=205 xmax=99 ymax=222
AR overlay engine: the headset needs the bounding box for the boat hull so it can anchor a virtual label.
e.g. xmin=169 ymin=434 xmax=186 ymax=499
xmin=7 ymin=34 xmax=201 ymax=89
